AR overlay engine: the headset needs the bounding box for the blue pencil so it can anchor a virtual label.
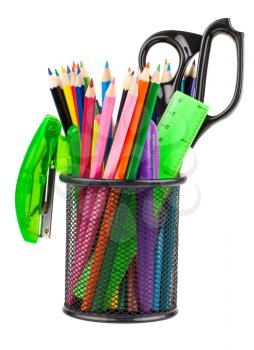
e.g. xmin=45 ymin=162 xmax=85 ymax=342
xmin=152 ymin=225 xmax=164 ymax=311
xmin=75 ymin=65 xmax=85 ymax=134
xmin=160 ymin=187 xmax=179 ymax=310
xmin=101 ymin=61 xmax=111 ymax=104
xmin=184 ymin=60 xmax=196 ymax=96
xmin=101 ymin=61 xmax=113 ymax=161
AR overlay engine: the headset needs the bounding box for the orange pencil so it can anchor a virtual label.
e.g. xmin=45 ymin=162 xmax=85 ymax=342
xmin=114 ymin=63 xmax=150 ymax=179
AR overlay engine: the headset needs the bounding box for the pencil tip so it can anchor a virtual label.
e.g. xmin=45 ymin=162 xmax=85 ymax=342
xmin=77 ymin=65 xmax=81 ymax=74
xmin=164 ymin=58 xmax=168 ymax=65
xmin=131 ymin=71 xmax=135 ymax=76
xmin=111 ymin=77 xmax=115 ymax=84
xmin=157 ymin=64 xmax=161 ymax=72
xmin=167 ymin=63 xmax=171 ymax=71
xmin=67 ymin=65 xmax=71 ymax=74
xmin=145 ymin=62 xmax=150 ymax=68
xmin=61 ymin=66 xmax=66 ymax=75
xmin=48 ymin=68 xmax=52 ymax=75
xmin=128 ymin=67 xmax=131 ymax=72
xmin=72 ymin=66 xmax=75 ymax=73
xmin=89 ymin=78 xmax=94 ymax=88
xmin=193 ymin=59 xmax=196 ymax=66
xmin=105 ymin=61 xmax=109 ymax=69
xmin=80 ymin=61 xmax=84 ymax=68
xmin=55 ymin=69 xmax=59 ymax=77
xmin=72 ymin=61 xmax=76 ymax=69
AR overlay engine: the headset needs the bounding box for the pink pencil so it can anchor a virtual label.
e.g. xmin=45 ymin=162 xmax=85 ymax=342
xmin=67 ymin=80 xmax=116 ymax=304
xmin=103 ymin=78 xmax=138 ymax=179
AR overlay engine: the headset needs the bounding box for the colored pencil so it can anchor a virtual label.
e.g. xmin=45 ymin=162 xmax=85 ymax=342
xmin=160 ymin=188 xmax=178 ymax=310
xmin=75 ymin=65 xmax=85 ymax=134
xmin=80 ymin=79 xmax=96 ymax=177
xmin=54 ymin=69 xmax=62 ymax=88
xmin=127 ymin=257 xmax=138 ymax=312
xmin=114 ymin=68 xmax=133 ymax=132
xmin=48 ymin=68 xmax=72 ymax=134
xmin=162 ymin=62 xmax=172 ymax=83
xmin=70 ymin=66 xmax=78 ymax=125
xmin=184 ymin=59 xmax=196 ymax=96
xmin=161 ymin=58 xmax=168 ymax=82
xmin=91 ymin=118 xmax=99 ymax=161
xmin=103 ymin=77 xmax=139 ymax=179
xmin=102 ymin=61 xmax=113 ymax=162
xmin=67 ymin=65 xmax=71 ymax=77
xmin=152 ymin=225 xmax=164 ymax=310
xmin=180 ymin=69 xmax=187 ymax=92
xmin=126 ymin=65 xmax=161 ymax=179
xmin=101 ymin=61 xmax=112 ymax=105
xmin=114 ymin=63 xmax=150 ymax=180
xmin=80 ymin=61 xmax=90 ymax=88
xmin=90 ymin=78 xmax=116 ymax=178
xmin=189 ymin=61 xmax=197 ymax=97
xmin=61 ymin=66 xmax=78 ymax=126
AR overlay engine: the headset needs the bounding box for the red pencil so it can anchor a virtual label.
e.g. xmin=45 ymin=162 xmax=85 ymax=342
xmin=80 ymin=79 xmax=96 ymax=177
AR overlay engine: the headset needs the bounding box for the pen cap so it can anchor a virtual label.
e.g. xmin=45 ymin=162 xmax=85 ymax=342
xmin=138 ymin=121 xmax=159 ymax=180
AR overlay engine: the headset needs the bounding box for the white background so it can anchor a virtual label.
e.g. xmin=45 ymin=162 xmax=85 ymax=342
xmin=0 ymin=1 xmax=253 ymax=349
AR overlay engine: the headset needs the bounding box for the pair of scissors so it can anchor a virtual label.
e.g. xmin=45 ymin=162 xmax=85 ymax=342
xmin=138 ymin=18 xmax=244 ymax=145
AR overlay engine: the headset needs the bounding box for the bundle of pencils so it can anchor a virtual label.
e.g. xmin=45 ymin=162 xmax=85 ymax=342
xmin=48 ymin=58 xmax=196 ymax=313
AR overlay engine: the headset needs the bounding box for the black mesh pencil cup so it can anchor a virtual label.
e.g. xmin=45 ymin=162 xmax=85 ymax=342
xmin=60 ymin=174 xmax=186 ymax=323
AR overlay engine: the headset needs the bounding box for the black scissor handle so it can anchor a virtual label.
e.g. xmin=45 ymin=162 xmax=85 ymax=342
xmin=194 ymin=18 xmax=244 ymax=145
xmin=139 ymin=30 xmax=202 ymax=117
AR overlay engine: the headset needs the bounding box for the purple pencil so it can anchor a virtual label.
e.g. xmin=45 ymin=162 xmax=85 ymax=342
xmin=136 ymin=121 xmax=159 ymax=312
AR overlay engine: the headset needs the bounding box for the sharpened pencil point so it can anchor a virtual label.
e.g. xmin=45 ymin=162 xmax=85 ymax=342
xmin=72 ymin=61 xmax=76 ymax=69
xmin=89 ymin=78 xmax=94 ymax=88
xmin=167 ymin=63 xmax=171 ymax=71
xmin=80 ymin=61 xmax=84 ymax=68
xmin=157 ymin=64 xmax=161 ymax=72
xmin=61 ymin=66 xmax=66 ymax=75
xmin=48 ymin=68 xmax=52 ymax=76
xmin=67 ymin=66 xmax=71 ymax=74
xmin=105 ymin=61 xmax=109 ymax=69
xmin=77 ymin=65 xmax=81 ymax=74
xmin=55 ymin=69 xmax=59 ymax=77
xmin=146 ymin=62 xmax=150 ymax=68
xmin=111 ymin=77 xmax=115 ymax=84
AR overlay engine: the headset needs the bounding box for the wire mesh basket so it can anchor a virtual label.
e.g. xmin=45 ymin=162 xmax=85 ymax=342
xmin=60 ymin=174 xmax=186 ymax=322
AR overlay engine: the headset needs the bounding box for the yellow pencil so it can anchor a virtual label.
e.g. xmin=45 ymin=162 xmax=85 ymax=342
xmin=108 ymin=288 xmax=119 ymax=310
xmin=61 ymin=66 xmax=78 ymax=126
